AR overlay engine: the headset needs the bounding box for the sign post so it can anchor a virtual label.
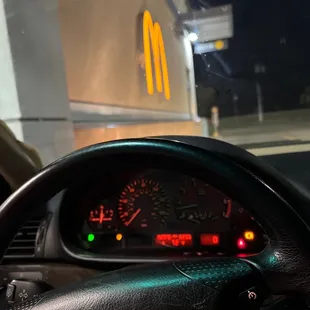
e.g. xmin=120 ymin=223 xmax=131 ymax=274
xmin=254 ymin=64 xmax=266 ymax=123
xmin=211 ymin=106 xmax=220 ymax=137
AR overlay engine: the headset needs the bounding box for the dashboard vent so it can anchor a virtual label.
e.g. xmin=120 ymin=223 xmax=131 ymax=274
xmin=4 ymin=215 xmax=44 ymax=259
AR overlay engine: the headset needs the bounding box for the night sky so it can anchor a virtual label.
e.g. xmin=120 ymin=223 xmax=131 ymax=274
xmin=190 ymin=0 xmax=310 ymax=117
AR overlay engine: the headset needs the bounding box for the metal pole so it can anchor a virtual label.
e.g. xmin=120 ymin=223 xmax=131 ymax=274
xmin=255 ymin=81 xmax=264 ymax=122
xmin=211 ymin=106 xmax=219 ymax=137
xmin=233 ymin=94 xmax=239 ymax=117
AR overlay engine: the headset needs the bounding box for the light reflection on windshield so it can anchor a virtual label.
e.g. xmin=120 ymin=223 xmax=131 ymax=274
xmin=2 ymin=0 xmax=310 ymax=164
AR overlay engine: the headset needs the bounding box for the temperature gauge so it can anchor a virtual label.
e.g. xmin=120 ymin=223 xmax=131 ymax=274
xmin=88 ymin=203 xmax=116 ymax=231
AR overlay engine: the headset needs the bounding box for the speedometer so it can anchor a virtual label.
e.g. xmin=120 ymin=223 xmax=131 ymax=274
xmin=118 ymin=179 xmax=170 ymax=229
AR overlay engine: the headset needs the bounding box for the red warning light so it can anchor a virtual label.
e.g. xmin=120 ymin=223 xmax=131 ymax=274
xmin=200 ymin=234 xmax=220 ymax=246
xmin=237 ymin=238 xmax=247 ymax=250
xmin=155 ymin=234 xmax=192 ymax=247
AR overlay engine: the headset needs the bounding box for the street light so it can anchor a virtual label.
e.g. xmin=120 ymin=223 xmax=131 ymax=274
xmin=188 ymin=32 xmax=198 ymax=42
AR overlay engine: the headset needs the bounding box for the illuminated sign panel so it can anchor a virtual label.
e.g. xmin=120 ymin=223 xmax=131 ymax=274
xmin=194 ymin=39 xmax=228 ymax=54
xmin=178 ymin=5 xmax=234 ymax=42
xmin=143 ymin=10 xmax=171 ymax=101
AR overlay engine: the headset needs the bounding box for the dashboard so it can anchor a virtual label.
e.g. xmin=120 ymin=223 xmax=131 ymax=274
xmin=3 ymin=134 xmax=310 ymax=310
xmin=60 ymin=169 xmax=268 ymax=259
xmin=0 ymin=175 xmax=11 ymax=205
xmin=3 ymin=137 xmax=310 ymax=301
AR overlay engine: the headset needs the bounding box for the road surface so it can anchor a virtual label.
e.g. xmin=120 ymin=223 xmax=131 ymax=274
xmin=218 ymin=109 xmax=310 ymax=155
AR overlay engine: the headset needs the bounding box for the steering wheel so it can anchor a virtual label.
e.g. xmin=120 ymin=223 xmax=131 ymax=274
xmin=1 ymin=138 xmax=310 ymax=309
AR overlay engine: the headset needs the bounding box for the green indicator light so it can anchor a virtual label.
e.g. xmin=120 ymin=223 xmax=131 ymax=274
xmin=87 ymin=233 xmax=95 ymax=242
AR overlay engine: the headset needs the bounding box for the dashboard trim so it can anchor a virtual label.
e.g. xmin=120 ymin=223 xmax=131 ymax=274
xmin=61 ymin=240 xmax=169 ymax=263
xmin=14 ymin=137 xmax=299 ymax=265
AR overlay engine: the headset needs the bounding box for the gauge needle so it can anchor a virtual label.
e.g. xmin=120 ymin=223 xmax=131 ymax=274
xmin=99 ymin=207 xmax=104 ymax=224
xmin=176 ymin=204 xmax=198 ymax=210
xmin=125 ymin=208 xmax=141 ymax=226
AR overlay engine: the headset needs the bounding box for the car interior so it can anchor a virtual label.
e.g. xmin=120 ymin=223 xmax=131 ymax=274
xmin=2 ymin=0 xmax=310 ymax=308
xmin=0 ymin=136 xmax=310 ymax=309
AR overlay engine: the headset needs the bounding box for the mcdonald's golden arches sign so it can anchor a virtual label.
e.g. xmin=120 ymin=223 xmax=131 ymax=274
xmin=142 ymin=10 xmax=171 ymax=101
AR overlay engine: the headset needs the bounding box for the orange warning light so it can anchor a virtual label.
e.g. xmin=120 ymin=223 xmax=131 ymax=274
xmin=244 ymin=231 xmax=255 ymax=241
xmin=116 ymin=233 xmax=123 ymax=241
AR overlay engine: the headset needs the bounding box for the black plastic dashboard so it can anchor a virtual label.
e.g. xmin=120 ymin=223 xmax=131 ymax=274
xmin=3 ymin=137 xmax=310 ymax=266
xmin=2 ymin=137 xmax=310 ymax=293
xmin=0 ymin=175 xmax=11 ymax=206
xmin=50 ymin=137 xmax=310 ymax=266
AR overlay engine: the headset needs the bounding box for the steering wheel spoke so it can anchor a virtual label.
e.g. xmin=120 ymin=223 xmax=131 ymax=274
xmin=244 ymin=243 xmax=310 ymax=299
xmin=7 ymin=253 xmax=306 ymax=310
xmin=173 ymin=257 xmax=265 ymax=309
xmin=7 ymin=257 xmax=261 ymax=310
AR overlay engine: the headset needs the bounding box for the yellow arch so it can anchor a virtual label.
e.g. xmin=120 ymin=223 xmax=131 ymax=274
xmin=143 ymin=10 xmax=171 ymax=101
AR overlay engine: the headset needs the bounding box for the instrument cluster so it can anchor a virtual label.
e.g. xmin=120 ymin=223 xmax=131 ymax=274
xmin=60 ymin=169 xmax=268 ymax=259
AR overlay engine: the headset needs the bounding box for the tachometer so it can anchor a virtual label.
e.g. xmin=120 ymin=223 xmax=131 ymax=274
xmin=118 ymin=179 xmax=170 ymax=229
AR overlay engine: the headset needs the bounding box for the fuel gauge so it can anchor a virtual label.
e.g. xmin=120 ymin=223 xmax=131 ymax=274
xmin=88 ymin=203 xmax=116 ymax=231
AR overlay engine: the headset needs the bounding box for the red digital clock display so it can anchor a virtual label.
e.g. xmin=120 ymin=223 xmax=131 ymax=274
xmin=155 ymin=234 xmax=193 ymax=247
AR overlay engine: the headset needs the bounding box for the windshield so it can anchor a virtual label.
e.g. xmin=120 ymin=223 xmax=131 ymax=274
xmin=1 ymin=0 xmax=309 ymax=164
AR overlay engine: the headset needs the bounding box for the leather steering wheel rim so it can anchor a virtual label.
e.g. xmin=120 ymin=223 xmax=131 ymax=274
xmin=1 ymin=138 xmax=310 ymax=310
